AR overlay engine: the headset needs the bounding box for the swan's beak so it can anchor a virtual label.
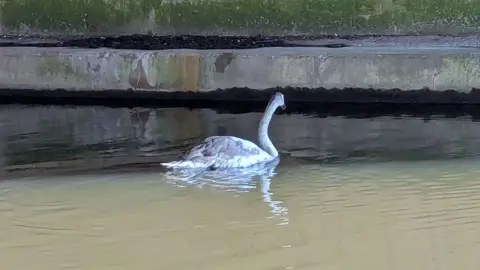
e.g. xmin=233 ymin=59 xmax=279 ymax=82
xmin=281 ymin=104 xmax=286 ymax=110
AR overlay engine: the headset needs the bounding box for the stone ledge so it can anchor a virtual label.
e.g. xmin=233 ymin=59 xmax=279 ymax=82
xmin=0 ymin=46 xmax=479 ymax=94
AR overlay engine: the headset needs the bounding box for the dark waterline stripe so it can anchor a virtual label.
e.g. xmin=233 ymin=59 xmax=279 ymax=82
xmin=1 ymin=34 xmax=479 ymax=50
xmin=0 ymin=34 xmax=352 ymax=50
xmin=2 ymin=87 xmax=480 ymax=119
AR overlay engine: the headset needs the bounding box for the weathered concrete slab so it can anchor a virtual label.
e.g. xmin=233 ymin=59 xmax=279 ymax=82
xmin=0 ymin=46 xmax=480 ymax=93
xmin=1 ymin=0 xmax=480 ymax=36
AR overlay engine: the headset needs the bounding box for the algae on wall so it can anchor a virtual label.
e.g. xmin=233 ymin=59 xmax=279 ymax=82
xmin=1 ymin=0 xmax=480 ymax=36
xmin=36 ymin=56 xmax=90 ymax=81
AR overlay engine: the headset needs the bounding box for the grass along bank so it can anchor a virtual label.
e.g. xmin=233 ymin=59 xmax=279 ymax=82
xmin=1 ymin=0 xmax=480 ymax=36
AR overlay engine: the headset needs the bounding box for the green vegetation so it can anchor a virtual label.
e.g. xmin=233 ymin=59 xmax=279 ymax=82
xmin=36 ymin=56 xmax=90 ymax=80
xmin=1 ymin=0 xmax=480 ymax=35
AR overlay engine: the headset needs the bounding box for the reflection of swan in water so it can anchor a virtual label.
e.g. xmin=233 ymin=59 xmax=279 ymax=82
xmin=161 ymin=92 xmax=286 ymax=170
xmin=164 ymin=159 xmax=289 ymax=225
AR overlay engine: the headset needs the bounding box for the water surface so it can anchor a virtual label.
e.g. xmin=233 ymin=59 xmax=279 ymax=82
xmin=1 ymin=105 xmax=480 ymax=270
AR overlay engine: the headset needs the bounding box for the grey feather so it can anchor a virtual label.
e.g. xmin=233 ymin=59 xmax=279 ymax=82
xmin=182 ymin=136 xmax=262 ymax=161
xmin=161 ymin=92 xmax=285 ymax=169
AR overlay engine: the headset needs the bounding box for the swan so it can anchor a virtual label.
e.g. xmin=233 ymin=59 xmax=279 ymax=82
xmin=161 ymin=92 xmax=286 ymax=170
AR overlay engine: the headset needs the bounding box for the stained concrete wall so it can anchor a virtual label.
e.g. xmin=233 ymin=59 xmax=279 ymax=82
xmin=1 ymin=0 xmax=480 ymax=36
xmin=1 ymin=46 xmax=480 ymax=92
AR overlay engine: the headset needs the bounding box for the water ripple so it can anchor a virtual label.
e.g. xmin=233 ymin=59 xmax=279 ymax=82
xmin=164 ymin=160 xmax=289 ymax=226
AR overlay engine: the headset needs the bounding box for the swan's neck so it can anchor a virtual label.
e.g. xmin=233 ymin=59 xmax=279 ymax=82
xmin=258 ymin=100 xmax=279 ymax=158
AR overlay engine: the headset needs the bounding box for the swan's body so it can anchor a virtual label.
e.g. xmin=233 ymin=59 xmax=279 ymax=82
xmin=161 ymin=92 xmax=286 ymax=170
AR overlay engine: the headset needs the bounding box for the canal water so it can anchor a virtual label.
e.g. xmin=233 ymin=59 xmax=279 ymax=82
xmin=1 ymin=105 xmax=480 ymax=270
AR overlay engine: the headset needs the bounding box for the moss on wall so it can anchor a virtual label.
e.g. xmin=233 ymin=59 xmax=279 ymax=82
xmin=1 ymin=0 xmax=480 ymax=36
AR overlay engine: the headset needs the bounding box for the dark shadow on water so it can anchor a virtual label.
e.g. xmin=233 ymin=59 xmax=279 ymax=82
xmin=1 ymin=104 xmax=480 ymax=179
xmin=5 ymin=87 xmax=480 ymax=111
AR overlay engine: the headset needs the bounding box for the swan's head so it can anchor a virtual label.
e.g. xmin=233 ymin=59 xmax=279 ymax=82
xmin=272 ymin=92 xmax=286 ymax=110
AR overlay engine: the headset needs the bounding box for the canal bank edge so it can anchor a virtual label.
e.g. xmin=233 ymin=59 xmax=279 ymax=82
xmin=1 ymin=0 xmax=480 ymax=36
xmin=1 ymin=47 xmax=479 ymax=92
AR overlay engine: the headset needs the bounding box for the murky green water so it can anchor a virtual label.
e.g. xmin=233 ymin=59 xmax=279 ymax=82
xmin=1 ymin=105 xmax=480 ymax=269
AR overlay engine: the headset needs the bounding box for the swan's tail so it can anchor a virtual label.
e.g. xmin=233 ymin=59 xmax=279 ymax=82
xmin=161 ymin=160 xmax=204 ymax=169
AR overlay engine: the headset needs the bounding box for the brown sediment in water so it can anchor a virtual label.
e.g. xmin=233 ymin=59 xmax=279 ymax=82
xmin=2 ymin=162 xmax=480 ymax=269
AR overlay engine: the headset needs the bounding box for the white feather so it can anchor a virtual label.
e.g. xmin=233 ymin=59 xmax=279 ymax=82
xmin=161 ymin=92 xmax=286 ymax=170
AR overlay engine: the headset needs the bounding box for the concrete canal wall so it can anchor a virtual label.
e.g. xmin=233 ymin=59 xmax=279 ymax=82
xmin=1 ymin=0 xmax=480 ymax=36
xmin=0 ymin=45 xmax=480 ymax=95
